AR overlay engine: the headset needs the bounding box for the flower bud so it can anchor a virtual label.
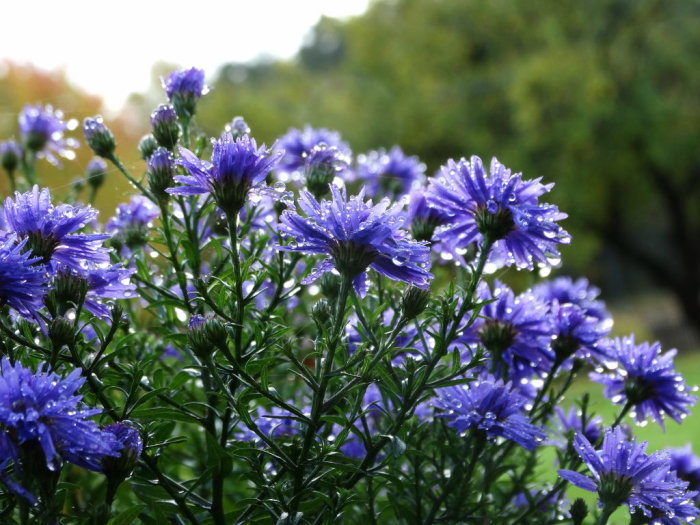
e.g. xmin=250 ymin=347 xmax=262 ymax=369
xmin=400 ymin=286 xmax=430 ymax=319
xmin=147 ymin=147 xmax=175 ymax=203
xmin=150 ymin=104 xmax=180 ymax=150
xmin=319 ymin=273 xmax=340 ymax=300
xmin=83 ymin=116 xmax=116 ymax=158
xmin=312 ymin=299 xmax=333 ymax=330
xmin=304 ymin=144 xmax=349 ymax=200
xmin=46 ymin=271 xmax=89 ymax=317
xmin=86 ymin=157 xmax=108 ymax=191
xmin=138 ymin=134 xmax=158 ymax=160
xmin=163 ymin=67 xmax=207 ymax=121
xmin=187 ymin=315 xmax=228 ymax=358
xmin=570 ymin=498 xmax=588 ymax=525
xmin=48 ymin=316 xmax=76 ymax=349
xmin=0 ymin=140 xmax=21 ymax=173
xmin=71 ymin=176 xmax=86 ymax=195
xmin=226 ymin=116 xmax=250 ymax=139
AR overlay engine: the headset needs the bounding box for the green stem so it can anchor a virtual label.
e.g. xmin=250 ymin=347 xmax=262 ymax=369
xmin=611 ymin=401 xmax=633 ymax=428
xmin=227 ymin=213 xmax=245 ymax=359
xmin=107 ymin=153 xmax=154 ymax=200
xmin=159 ymin=201 xmax=193 ymax=314
xmin=21 ymin=152 xmax=37 ymax=187
xmin=597 ymin=504 xmax=617 ymax=525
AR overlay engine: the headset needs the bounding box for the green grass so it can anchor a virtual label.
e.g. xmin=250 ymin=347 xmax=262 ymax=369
xmin=534 ymin=352 xmax=700 ymax=523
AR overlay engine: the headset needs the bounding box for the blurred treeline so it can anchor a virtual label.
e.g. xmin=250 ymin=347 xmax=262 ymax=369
xmin=1 ymin=0 xmax=700 ymax=335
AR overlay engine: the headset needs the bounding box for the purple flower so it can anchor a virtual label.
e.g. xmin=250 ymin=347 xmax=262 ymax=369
xmin=590 ymin=336 xmax=696 ymax=429
xmin=549 ymin=406 xmax=603 ymax=447
xmin=356 ymin=146 xmax=425 ymax=197
xmin=531 ymin=276 xmax=611 ymax=324
xmin=147 ymin=147 xmax=176 ymax=200
xmin=276 ymin=126 xmax=351 ymax=183
xmin=548 ymin=301 xmax=611 ymax=365
xmin=433 ymin=375 xmax=546 ymax=450
xmin=668 ymin=445 xmax=700 ymax=503
xmin=167 ymin=132 xmax=284 ymax=214
xmin=163 ymin=67 xmax=207 ymax=119
xmin=277 ymin=185 xmax=432 ymax=295
xmin=0 ymin=235 xmax=47 ymax=318
xmin=102 ymin=422 xmax=143 ymax=476
xmin=18 ymin=104 xmax=78 ymax=165
xmin=0 ymin=140 xmax=22 ymax=173
xmin=3 ymin=186 xmax=109 ymax=269
xmin=304 ymin=143 xmax=351 ymax=198
xmin=150 ymin=104 xmax=180 ymax=149
xmin=226 ymin=116 xmax=251 ymax=139
xmin=426 ymin=156 xmax=570 ymax=269
xmin=107 ymin=195 xmax=159 ymax=253
xmin=82 ymin=264 xmax=137 ymax=317
xmin=466 ymin=281 xmax=554 ymax=381
xmin=406 ymin=189 xmax=451 ymax=244
xmin=559 ymin=427 xmax=698 ymax=522
xmin=0 ymin=358 xmax=122 ymax=475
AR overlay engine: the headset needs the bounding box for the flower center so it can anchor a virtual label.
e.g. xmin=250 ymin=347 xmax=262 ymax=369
xmin=623 ymin=376 xmax=656 ymax=405
xmin=24 ymin=231 xmax=60 ymax=264
xmin=329 ymin=240 xmax=378 ymax=279
xmin=598 ymin=472 xmax=634 ymax=509
xmin=475 ymin=204 xmax=515 ymax=241
xmin=479 ymin=320 xmax=517 ymax=356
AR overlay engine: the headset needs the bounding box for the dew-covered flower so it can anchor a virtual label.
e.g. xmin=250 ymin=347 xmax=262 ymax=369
xmin=549 ymin=406 xmax=603 ymax=447
xmin=226 ymin=116 xmax=251 ymax=139
xmin=426 ymin=156 xmax=570 ymax=269
xmin=531 ymin=276 xmax=611 ymax=324
xmin=278 ymin=185 xmax=432 ymax=295
xmin=276 ymin=125 xmax=351 ymax=181
xmin=590 ymin=336 xmax=696 ymax=429
xmin=0 ymin=235 xmax=47 ymax=317
xmin=150 ymin=104 xmax=180 ymax=149
xmin=0 ymin=140 xmax=22 ymax=173
xmin=18 ymin=104 xmax=78 ymax=165
xmin=548 ymin=302 xmax=611 ymax=365
xmin=304 ymin=143 xmax=351 ymax=198
xmin=0 ymin=358 xmax=122 ymax=474
xmin=3 ymin=186 xmax=109 ymax=269
xmin=406 ymin=189 xmax=451 ymax=244
xmin=163 ymin=67 xmax=207 ymax=119
xmin=83 ymin=116 xmax=116 ymax=158
xmin=102 ymin=422 xmax=143 ymax=477
xmin=433 ymin=375 xmax=546 ymax=450
xmin=356 ymin=146 xmax=425 ymax=198
xmin=668 ymin=445 xmax=700 ymax=502
xmin=559 ymin=427 xmax=698 ymax=522
xmin=465 ymin=281 xmax=553 ymax=381
xmin=107 ymin=195 xmax=159 ymax=254
xmin=167 ymin=132 xmax=284 ymax=215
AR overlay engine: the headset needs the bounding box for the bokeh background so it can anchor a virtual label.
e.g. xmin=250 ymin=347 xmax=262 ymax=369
xmin=1 ymin=0 xmax=698 ymax=461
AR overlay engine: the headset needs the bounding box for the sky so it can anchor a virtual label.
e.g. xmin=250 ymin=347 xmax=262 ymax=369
xmin=0 ymin=0 xmax=371 ymax=112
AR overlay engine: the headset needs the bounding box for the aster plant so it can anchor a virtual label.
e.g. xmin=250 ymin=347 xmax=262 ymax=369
xmin=0 ymin=66 xmax=696 ymax=525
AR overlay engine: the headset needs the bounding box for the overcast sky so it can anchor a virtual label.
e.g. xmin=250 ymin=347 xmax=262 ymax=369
xmin=0 ymin=0 xmax=370 ymax=111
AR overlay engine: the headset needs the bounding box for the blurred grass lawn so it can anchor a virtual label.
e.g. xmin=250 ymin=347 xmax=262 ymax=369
xmin=534 ymin=352 xmax=699 ymax=523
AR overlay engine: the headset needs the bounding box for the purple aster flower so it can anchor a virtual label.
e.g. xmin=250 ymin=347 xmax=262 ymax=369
xmin=356 ymin=146 xmax=425 ymax=198
xmin=465 ymin=281 xmax=554 ymax=381
xmin=162 ymin=67 xmax=207 ymax=119
xmin=426 ymin=156 xmax=570 ymax=270
xmin=303 ymin=143 xmax=351 ymax=199
xmin=548 ymin=301 xmax=611 ymax=365
xmin=277 ymin=185 xmax=432 ymax=295
xmin=18 ymin=104 xmax=78 ymax=165
xmin=0 ymin=358 xmax=121 ymax=474
xmin=3 ymin=186 xmax=109 ymax=269
xmin=406 ymin=189 xmax=452 ymax=244
xmin=276 ymin=126 xmax=351 ymax=184
xmin=150 ymin=104 xmax=180 ymax=149
xmin=0 ymin=140 xmax=22 ymax=173
xmin=83 ymin=116 xmax=116 ymax=158
xmin=549 ymin=406 xmax=603 ymax=448
xmin=107 ymin=195 xmax=159 ymax=254
xmin=433 ymin=375 xmax=546 ymax=450
xmin=559 ymin=427 xmax=697 ymax=522
xmin=590 ymin=336 xmax=696 ymax=429
xmin=668 ymin=445 xmax=700 ymax=502
xmin=226 ymin=116 xmax=251 ymax=139
xmin=0 ymin=235 xmax=47 ymax=318
xmin=531 ymin=276 xmax=611 ymax=325
xmin=167 ymin=132 xmax=285 ymax=215
xmin=102 ymin=422 xmax=143 ymax=477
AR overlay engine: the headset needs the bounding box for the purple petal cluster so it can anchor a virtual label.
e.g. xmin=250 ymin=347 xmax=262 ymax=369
xmin=549 ymin=406 xmax=603 ymax=447
xmin=433 ymin=375 xmax=546 ymax=450
xmin=335 ymin=384 xmax=386 ymax=458
xmin=0 ymin=358 xmax=122 ymax=480
xmin=3 ymin=186 xmax=109 ymax=269
xmin=107 ymin=195 xmax=159 ymax=254
xmin=162 ymin=67 xmax=207 ymax=118
xmin=0 ymin=235 xmax=46 ymax=317
xmin=559 ymin=427 xmax=698 ymax=522
xmin=303 ymin=143 xmax=351 ymax=195
xmin=668 ymin=445 xmax=700 ymax=502
xmin=426 ymin=156 xmax=570 ymax=270
xmin=406 ymin=189 xmax=452 ymax=244
xmin=466 ymin=281 xmax=553 ymax=381
xmin=531 ymin=276 xmax=610 ymax=323
xmin=236 ymin=405 xmax=306 ymax=443
xmin=278 ymin=185 xmax=432 ymax=295
xmin=547 ymin=301 xmax=611 ymax=365
xmin=168 ymin=132 xmax=284 ymax=214
xmin=276 ymin=126 xmax=351 ymax=181
xmin=18 ymin=104 xmax=78 ymax=165
xmin=590 ymin=336 xmax=696 ymax=428
xmin=356 ymin=146 xmax=425 ymax=197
